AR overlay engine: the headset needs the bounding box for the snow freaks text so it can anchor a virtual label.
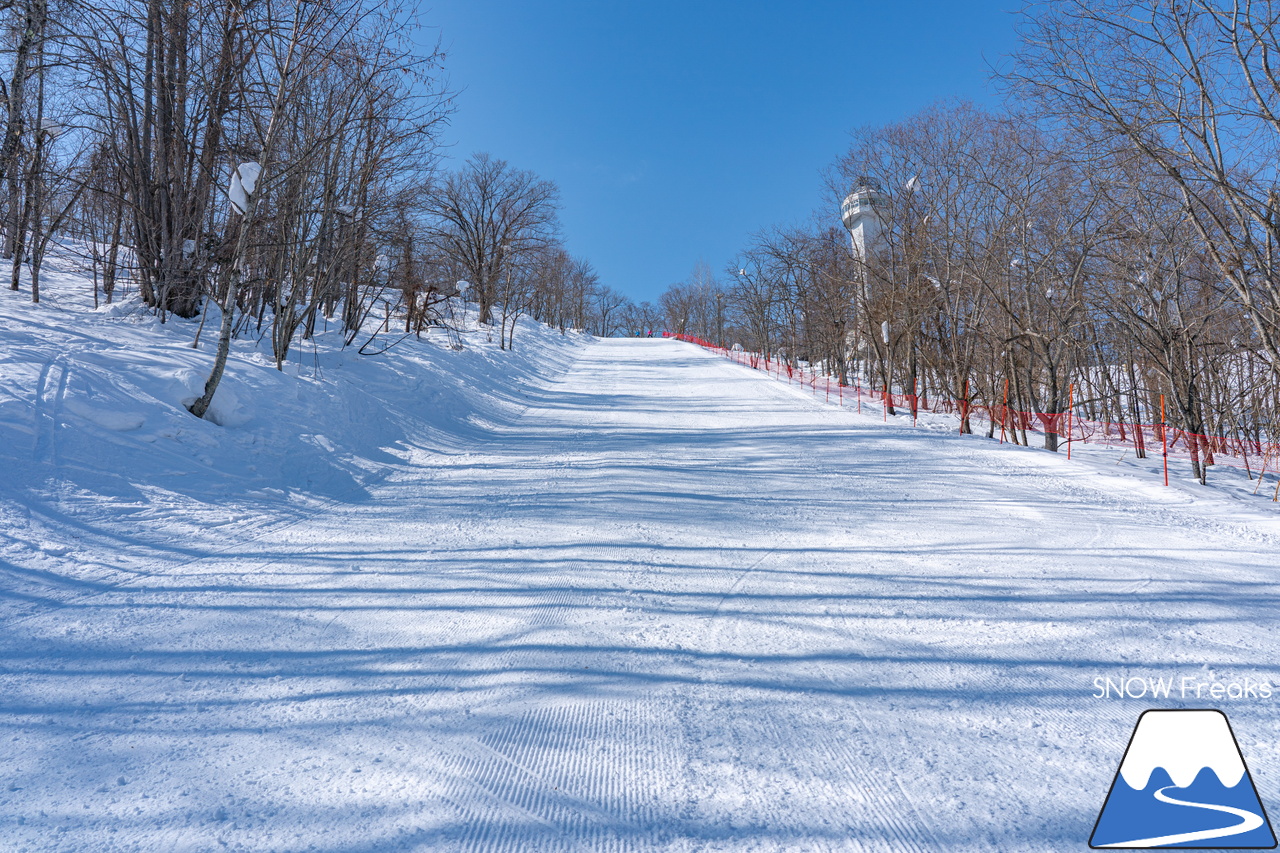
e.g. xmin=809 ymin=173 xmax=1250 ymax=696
xmin=1092 ymin=675 xmax=1274 ymax=701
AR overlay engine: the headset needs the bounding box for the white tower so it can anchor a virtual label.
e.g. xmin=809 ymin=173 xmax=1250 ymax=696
xmin=841 ymin=179 xmax=885 ymax=260
xmin=841 ymin=179 xmax=884 ymax=362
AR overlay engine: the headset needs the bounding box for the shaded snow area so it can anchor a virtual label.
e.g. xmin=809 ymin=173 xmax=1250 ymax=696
xmin=4 ymin=265 xmax=1280 ymax=852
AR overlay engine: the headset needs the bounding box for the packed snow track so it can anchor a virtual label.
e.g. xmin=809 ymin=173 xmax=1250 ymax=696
xmin=4 ymin=337 xmax=1280 ymax=852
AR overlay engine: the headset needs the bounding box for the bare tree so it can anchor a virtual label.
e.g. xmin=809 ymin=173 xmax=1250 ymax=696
xmin=1010 ymin=0 xmax=1280 ymax=375
xmin=189 ymin=0 xmax=448 ymax=417
xmin=70 ymin=0 xmax=256 ymax=319
xmin=425 ymin=152 xmax=559 ymax=325
xmin=591 ymin=284 xmax=629 ymax=336
xmin=634 ymin=300 xmax=662 ymax=336
xmin=1093 ymin=154 xmax=1234 ymax=482
xmin=1 ymin=0 xmax=45 ymax=265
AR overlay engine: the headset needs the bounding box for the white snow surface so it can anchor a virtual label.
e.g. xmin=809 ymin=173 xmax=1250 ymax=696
xmin=4 ymin=263 xmax=1280 ymax=851
xmin=1118 ymin=710 xmax=1245 ymax=790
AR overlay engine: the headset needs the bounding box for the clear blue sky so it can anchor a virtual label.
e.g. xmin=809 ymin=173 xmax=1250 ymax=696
xmin=417 ymin=1 xmax=1022 ymax=304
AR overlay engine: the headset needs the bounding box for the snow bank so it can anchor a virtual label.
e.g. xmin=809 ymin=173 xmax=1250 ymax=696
xmin=0 ymin=251 xmax=589 ymax=607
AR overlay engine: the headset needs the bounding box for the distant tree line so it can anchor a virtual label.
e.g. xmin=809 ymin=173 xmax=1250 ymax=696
xmin=653 ymin=1 xmax=1280 ymax=483
xmin=0 ymin=0 xmax=630 ymax=419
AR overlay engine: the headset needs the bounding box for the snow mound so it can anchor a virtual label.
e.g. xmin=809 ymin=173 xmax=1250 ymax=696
xmin=0 ymin=248 xmax=590 ymax=590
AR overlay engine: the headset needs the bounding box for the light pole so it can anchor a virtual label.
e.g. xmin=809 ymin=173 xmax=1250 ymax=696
xmin=715 ymin=291 xmax=725 ymax=349
xmin=736 ymin=269 xmax=755 ymax=356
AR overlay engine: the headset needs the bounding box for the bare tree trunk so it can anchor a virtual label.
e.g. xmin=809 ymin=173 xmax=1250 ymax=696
xmin=190 ymin=9 xmax=304 ymax=420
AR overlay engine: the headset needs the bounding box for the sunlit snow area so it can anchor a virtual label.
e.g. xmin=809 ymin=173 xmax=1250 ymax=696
xmin=4 ymin=261 xmax=1280 ymax=852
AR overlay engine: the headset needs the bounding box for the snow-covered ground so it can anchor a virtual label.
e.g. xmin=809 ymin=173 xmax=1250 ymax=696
xmin=4 ymin=266 xmax=1280 ymax=851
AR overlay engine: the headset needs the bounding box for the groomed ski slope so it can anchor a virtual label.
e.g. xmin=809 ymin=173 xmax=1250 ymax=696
xmin=5 ymin=334 xmax=1280 ymax=852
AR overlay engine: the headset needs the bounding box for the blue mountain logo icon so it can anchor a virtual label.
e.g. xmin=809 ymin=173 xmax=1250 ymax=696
xmin=1091 ymin=710 xmax=1276 ymax=848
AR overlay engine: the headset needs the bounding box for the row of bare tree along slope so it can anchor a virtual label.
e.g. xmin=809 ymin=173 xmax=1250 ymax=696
xmin=0 ymin=0 xmax=647 ymax=418
xmin=654 ymin=2 xmax=1280 ymax=485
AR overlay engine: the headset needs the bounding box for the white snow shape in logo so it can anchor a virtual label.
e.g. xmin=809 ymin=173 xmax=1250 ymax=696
xmin=1118 ymin=710 xmax=1246 ymax=790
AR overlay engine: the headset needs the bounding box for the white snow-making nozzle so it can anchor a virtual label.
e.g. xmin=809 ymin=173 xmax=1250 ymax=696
xmin=228 ymin=162 xmax=262 ymax=214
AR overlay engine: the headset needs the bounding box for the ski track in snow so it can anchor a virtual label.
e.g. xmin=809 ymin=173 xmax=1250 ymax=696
xmin=4 ymin=331 xmax=1280 ymax=851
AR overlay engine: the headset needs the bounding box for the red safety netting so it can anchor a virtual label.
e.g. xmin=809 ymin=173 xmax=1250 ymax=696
xmin=663 ymin=333 xmax=1280 ymax=483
